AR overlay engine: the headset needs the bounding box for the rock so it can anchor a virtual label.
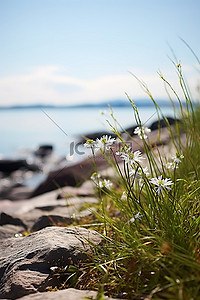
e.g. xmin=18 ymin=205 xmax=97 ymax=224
xmin=56 ymin=180 xmax=95 ymax=199
xmin=0 ymin=182 xmax=98 ymax=229
xmin=34 ymin=145 xmax=53 ymax=158
xmin=0 ymin=212 xmax=27 ymax=230
xmin=1 ymin=193 xmax=98 ymax=231
xmin=29 ymin=204 xmax=97 ymax=232
xmin=0 ymin=226 xmax=102 ymax=299
xmin=2 ymin=190 xmax=67 ymax=215
xmin=18 ymin=288 xmax=119 ymax=300
xmin=149 ymin=117 xmax=180 ymax=131
xmin=121 ymin=125 xmax=137 ymax=137
xmin=0 ymin=224 xmax=24 ymax=240
xmin=30 ymin=157 xmax=109 ymax=198
xmin=120 ymin=117 xmax=180 ymax=140
xmin=0 ymin=197 xmax=98 ymax=232
xmin=0 ymin=159 xmax=40 ymax=174
xmin=0 ymin=186 xmax=33 ymax=201
xmin=30 ymin=215 xmax=72 ymax=232
xmin=79 ymin=131 xmax=116 ymax=144
xmin=0 ymin=199 xmax=25 ymax=215
xmin=29 ymin=198 xmax=98 ymax=232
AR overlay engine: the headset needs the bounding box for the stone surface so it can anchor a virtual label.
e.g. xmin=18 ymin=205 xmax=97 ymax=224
xmin=0 ymin=224 xmax=24 ymax=240
xmin=149 ymin=117 xmax=180 ymax=131
xmin=18 ymin=288 xmax=120 ymax=300
xmin=0 ymin=159 xmax=39 ymax=174
xmin=14 ymin=196 xmax=97 ymax=231
xmin=34 ymin=145 xmax=53 ymax=158
xmin=0 ymin=185 xmax=33 ymax=201
xmin=30 ymin=214 xmax=73 ymax=232
xmin=0 ymin=226 xmax=101 ymax=299
xmin=4 ymin=186 xmax=33 ymax=201
xmin=30 ymin=154 xmax=114 ymax=198
xmin=0 ymin=212 xmax=27 ymax=229
xmin=0 ymin=182 xmax=98 ymax=231
xmin=0 ymin=194 xmax=98 ymax=236
xmin=0 ymin=189 xmax=67 ymax=215
xmin=57 ymin=180 xmax=95 ymax=199
xmin=29 ymin=200 xmax=97 ymax=232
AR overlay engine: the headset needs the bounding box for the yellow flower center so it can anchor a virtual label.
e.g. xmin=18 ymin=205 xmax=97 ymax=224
xmin=86 ymin=139 xmax=94 ymax=144
xmin=158 ymin=180 xmax=164 ymax=185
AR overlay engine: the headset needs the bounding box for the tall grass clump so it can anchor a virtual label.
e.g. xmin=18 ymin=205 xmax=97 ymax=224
xmin=77 ymin=58 xmax=200 ymax=299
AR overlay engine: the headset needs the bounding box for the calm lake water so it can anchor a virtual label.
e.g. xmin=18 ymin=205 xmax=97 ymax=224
xmin=0 ymin=106 xmax=174 ymax=159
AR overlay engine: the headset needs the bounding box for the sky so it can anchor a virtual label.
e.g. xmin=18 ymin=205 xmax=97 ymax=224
xmin=0 ymin=0 xmax=199 ymax=106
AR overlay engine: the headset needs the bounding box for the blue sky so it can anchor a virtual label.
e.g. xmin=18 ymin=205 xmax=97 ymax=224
xmin=0 ymin=0 xmax=199 ymax=106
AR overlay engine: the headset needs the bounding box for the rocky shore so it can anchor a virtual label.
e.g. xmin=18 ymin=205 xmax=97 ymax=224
xmin=0 ymin=117 xmax=179 ymax=299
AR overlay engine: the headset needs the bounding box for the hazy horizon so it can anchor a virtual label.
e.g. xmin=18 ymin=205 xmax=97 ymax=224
xmin=0 ymin=98 xmax=178 ymax=109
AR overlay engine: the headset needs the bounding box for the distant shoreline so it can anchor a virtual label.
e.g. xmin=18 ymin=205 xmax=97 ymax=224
xmin=0 ymin=99 xmax=179 ymax=110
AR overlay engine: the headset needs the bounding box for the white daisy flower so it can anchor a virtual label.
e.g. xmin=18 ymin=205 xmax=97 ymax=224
xmin=130 ymin=212 xmax=143 ymax=222
xmin=95 ymin=135 xmax=116 ymax=152
xmin=116 ymin=145 xmax=132 ymax=156
xmin=172 ymin=153 xmax=184 ymax=164
xmin=91 ymin=172 xmax=101 ymax=185
xmin=91 ymin=173 xmax=112 ymax=189
xmin=84 ymin=139 xmax=95 ymax=149
xmin=166 ymin=153 xmax=184 ymax=169
xmin=166 ymin=162 xmax=177 ymax=170
xmin=149 ymin=175 xmax=173 ymax=195
xmin=134 ymin=126 xmax=151 ymax=139
xmin=120 ymin=150 xmax=145 ymax=165
xmin=101 ymin=179 xmax=113 ymax=189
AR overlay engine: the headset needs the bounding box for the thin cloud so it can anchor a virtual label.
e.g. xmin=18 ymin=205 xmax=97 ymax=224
xmin=0 ymin=65 xmax=198 ymax=106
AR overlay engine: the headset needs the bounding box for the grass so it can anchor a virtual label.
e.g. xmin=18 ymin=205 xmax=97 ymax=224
xmin=74 ymin=58 xmax=200 ymax=300
xmin=51 ymin=56 xmax=200 ymax=299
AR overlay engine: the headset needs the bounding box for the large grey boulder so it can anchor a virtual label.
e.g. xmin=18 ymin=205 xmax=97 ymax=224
xmin=18 ymin=288 xmax=119 ymax=300
xmin=0 ymin=226 xmax=101 ymax=299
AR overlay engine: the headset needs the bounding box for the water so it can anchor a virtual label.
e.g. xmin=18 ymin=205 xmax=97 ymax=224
xmin=0 ymin=106 xmax=174 ymax=159
xmin=0 ymin=105 xmax=175 ymax=189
